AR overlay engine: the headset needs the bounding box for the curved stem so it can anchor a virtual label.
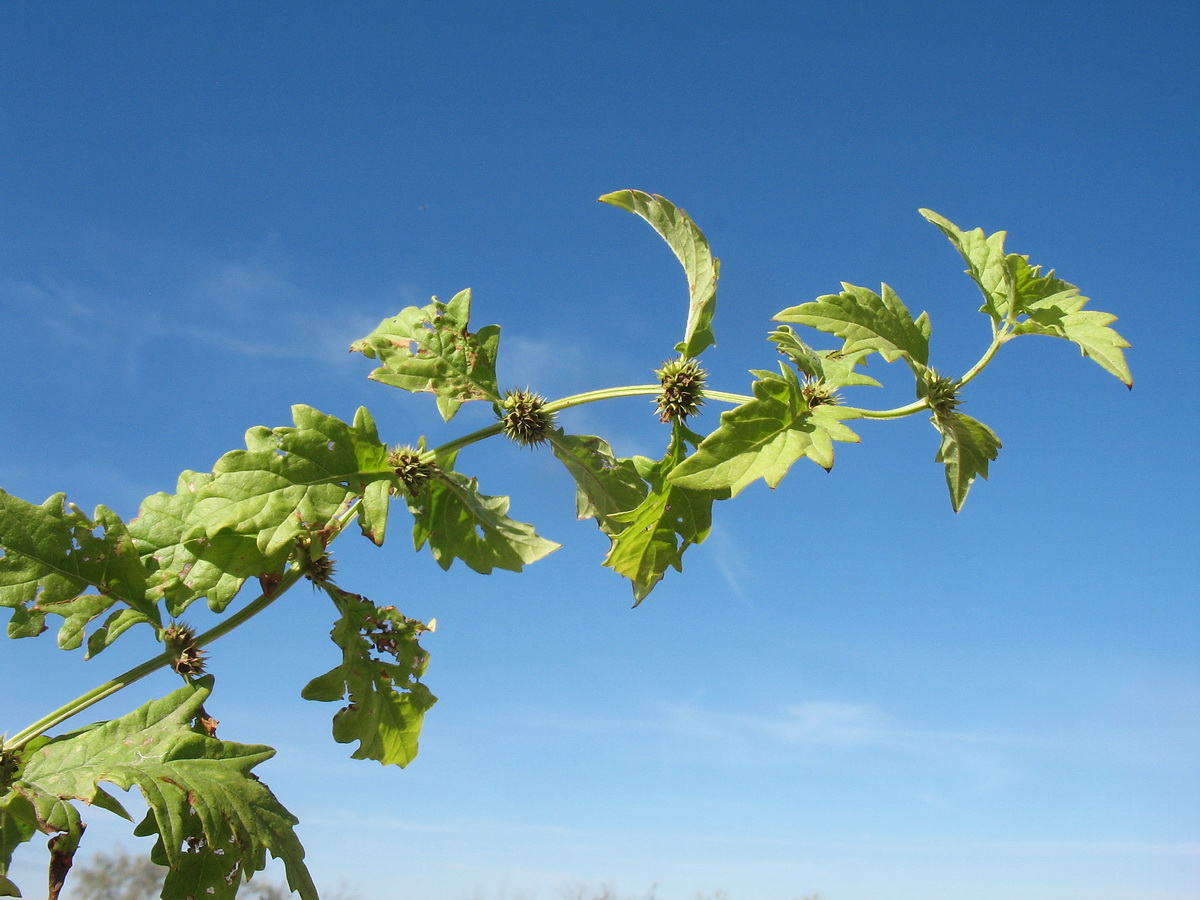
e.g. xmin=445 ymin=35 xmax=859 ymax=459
xmin=6 ymin=569 xmax=306 ymax=750
xmin=958 ymin=330 xmax=1008 ymax=388
xmin=849 ymin=398 xmax=930 ymax=420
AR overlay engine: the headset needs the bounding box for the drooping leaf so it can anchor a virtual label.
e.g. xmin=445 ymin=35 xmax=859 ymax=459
xmin=408 ymin=453 xmax=559 ymax=573
xmin=920 ymin=209 xmax=1013 ymax=321
xmin=12 ymin=678 xmax=317 ymax=900
xmin=774 ymin=283 xmax=931 ymax=367
xmin=669 ymin=364 xmax=862 ymax=496
xmin=930 ymin=410 xmax=1002 ymax=512
xmin=301 ymin=588 xmax=437 ymax=767
xmin=186 ymin=405 xmax=395 ymax=558
xmin=0 ymin=493 xmax=160 ymax=649
xmin=599 ymin=190 xmax=720 ymax=358
xmin=1008 ymin=256 xmax=1133 ymax=387
xmin=0 ymin=791 xmax=37 ymax=898
xmin=546 ymin=431 xmax=648 ymax=536
xmin=350 ymin=289 xmax=502 ymax=421
xmin=602 ymin=424 xmax=729 ymax=604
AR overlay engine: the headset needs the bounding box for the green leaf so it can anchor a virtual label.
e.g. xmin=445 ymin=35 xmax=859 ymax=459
xmin=768 ymin=326 xmax=882 ymax=389
xmin=774 ymin=283 xmax=931 ymax=367
xmin=545 ymin=432 xmax=648 ymax=536
xmin=599 ymin=190 xmax=720 ymax=358
xmin=931 ymin=410 xmax=1002 ymax=512
xmin=130 ymin=472 xmax=288 ymax=617
xmin=0 ymin=791 xmax=37 ymax=898
xmin=920 ymin=209 xmax=1013 ymax=321
xmin=301 ymin=588 xmax=437 ymax=767
xmin=13 ymin=678 xmax=317 ymax=900
xmin=350 ymin=289 xmax=502 ymax=421
xmin=408 ymin=454 xmax=560 ymax=573
xmin=186 ymin=405 xmax=394 ymax=558
xmin=669 ymin=364 xmax=862 ymax=496
xmin=1008 ymin=256 xmax=1133 ymax=387
xmin=602 ymin=424 xmax=729 ymax=604
xmin=0 ymin=493 xmax=160 ymax=649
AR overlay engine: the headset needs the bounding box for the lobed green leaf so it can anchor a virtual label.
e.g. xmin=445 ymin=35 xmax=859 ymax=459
xmin=1007 ymin=256 xmax=1133 ymax=387
xmin=768 ymin=326 xmax=882 ymax=389
xmin=408 ymin=453 xmax=560 ymax=573
xmin=186 ymin=405 xmax=395 ymax=558
xmin=599 ymin=190 xmax=720 ymax=359
xmin=930 ymin=410 xmax=1002 ymax=512
xmin=130 ymin=472 xmax=286 ymax=617
xmin=351 ymin=289 xmax=502 ymax=421
xmin=774 ymin=283 xmax=930 ymax=367
xmin=546 ymin=432 xmax=649 ymax=536
xmin=301 ymin=588 xmax=437 ymax=767
xmin=602 ymin=424 xmax=729 ymax=604
xmin=10 ymin=677 xmax=316 ymax=900
xmin=669 ymin=364 xmax=862 ymax=496
xmin=920 ymin=209 xmax=1013 ymax=321
xmin=0 ymin=493 xmax=160 ymax=651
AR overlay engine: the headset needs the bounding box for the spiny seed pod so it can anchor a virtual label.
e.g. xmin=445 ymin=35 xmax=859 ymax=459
xmin=388 ymin=445 xmax=438 ymax=496
xmin=499 ymin=389 xmax=555 ymax=446
xmin=655 ymin=357 xmax=706 ymax=422
xmin=920 ymin=369 xmax=961 ymax=418
xmin=801 ymin=377 xmax=839 ymax=409
xmin=163 ymin=622 xmax=207 ymax=677
xmin=294 ymin=537 xmax=336 ymax=585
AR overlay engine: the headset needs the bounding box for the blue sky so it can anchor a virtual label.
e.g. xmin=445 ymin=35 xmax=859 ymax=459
xmin=1 ymin=3 xmax=1197 ymax=899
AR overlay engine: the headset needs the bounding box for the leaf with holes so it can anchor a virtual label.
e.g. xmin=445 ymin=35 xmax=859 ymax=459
xmin=186 ymin=405 xmax=394 ymax=557
xmin=301 ymin=589 xmax=437 ymax=767
xmin=0 ymin=492 xmax=159 ymax=650
xmin=351 ymin=289 xmax=502 ymax=421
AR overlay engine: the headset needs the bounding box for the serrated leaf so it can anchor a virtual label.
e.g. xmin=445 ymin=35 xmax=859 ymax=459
xmin=920 ymin=209 xmax=1013 ymax=321
xmin=186 ymin=405 xmax=395 ymax=558
xmin=931 ymin=410 xmax=1002 ymax=512
xmin=14 ymin=677 xmax=316 ymax=900
xmin=599 ymin=190 xmax=719 ymax=358
xmin=669 ymin=364 xmax=862 ymax=496
xmin=546 ymin=432 xmax=648 ymax=536
xmin=602 ymin=425 xmax=728 ymax=604
xmin=0 ymin=493 xmax=160 ymax=648
xmin=775 ymin=283 xmax=930 ymax=367
xmin=301 ymin=589 xmax=436 ymax=767
xmin=351 ymin=289 xmax=502 ymax=421
xmin=408 ymin=454 xmax=559 ymax=573
xmin=768 ymin=326 xmax=882 ymax=389
xmin=1008 ymin=256 xmax=1133 ymax=387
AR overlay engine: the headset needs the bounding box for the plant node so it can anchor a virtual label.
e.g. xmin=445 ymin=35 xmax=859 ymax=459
xmin=801 ymin=377 xmax=839 ymax=409
xmin=499 ymin=389 xmax=556 ymax=446
xmin=388 ymin=445 xmax=438 ymax=496
xmin=919 ymin=369 xmax=961 ymax=419
xmin=655 ymin=357 xmax=706 ymax=422
xmin=294 ymin=537 xmax=336 ymax=585
xmin=163 ymin=622 xmax=207 ymax=677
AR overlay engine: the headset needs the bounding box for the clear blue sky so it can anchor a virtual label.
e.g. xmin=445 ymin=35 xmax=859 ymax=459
xmin=2 ymin=3 xmax=1197 ymax=899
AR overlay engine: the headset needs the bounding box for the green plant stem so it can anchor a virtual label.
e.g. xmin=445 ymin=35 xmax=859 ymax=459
xmin=958 ymin=330 xmax=1008 ymax=388
xmin=6 ymin=569 xmax=307 ymax=751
